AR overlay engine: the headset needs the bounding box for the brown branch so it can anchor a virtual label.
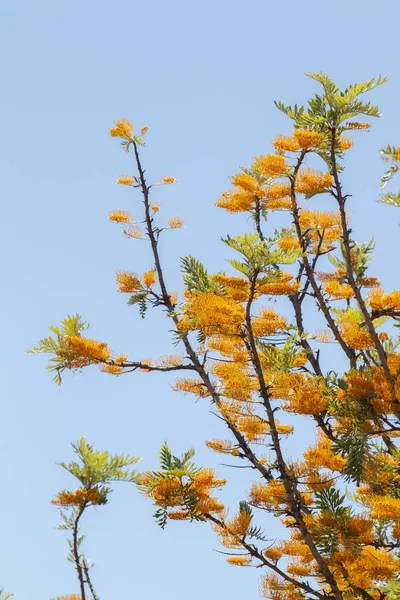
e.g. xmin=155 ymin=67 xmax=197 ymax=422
xmin=83 ymin=559 xmax=99 ymax=600
xmin=244 ymin=273 xmax=344 ymax=600
xmin=289 ymin=152 xmax=356 ymax=369
xmin=329 ymin=127 xmax=392 ymax=383
xmin=205 ymin=513 xmax=327 ymax=600
xmin=131 ymin=141 xmax=275 ymax=483
xmin=72 ymin=504 xmax=87 ymax=600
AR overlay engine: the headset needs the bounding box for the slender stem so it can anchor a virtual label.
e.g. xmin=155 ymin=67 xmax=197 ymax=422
xmin=83 ymin=559 xmax=99 ymax=600
xmin=329 ymin=128 xmax=392 ymax=383
xmin=205 ymin=513 xmax=327 ymax=600
xmin=289 ymin=152 xmax=356 ymax=368
xmin=132 ymin=142 xmax=274 ymax=482
xmin=244 ymin=274 xmax=344 ymax=600
xmin=72 ymin=505 xmax=87 ymax=600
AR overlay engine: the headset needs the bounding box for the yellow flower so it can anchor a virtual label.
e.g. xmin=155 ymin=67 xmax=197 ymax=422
xmin=293 ymin=129 xmax=325 ymax=149
xmin=162 ymin=176 xmax=178 ymax=184
xmin=340 ymin=322 xmax=374 ymax=350
xmin=101 ymin=354 xmax=128 ymax=375
xmin=266 ymin=183 xmax=292 ymax=199
xmin=142 ymin=270 xmax=157 ymax=287
xmin=272 ymin=135 xmax=300 ymax=153
xmin=324 ymin=281 xmax=355 ymax=299
xmin=151 ymin=203 xmax=160 ymax=212
xmin=52 ymin=488 xmax=101 ymax=506
xmin=252 ymin=153 xmax=290 ymax=177
xmin=109 ymin=118 xmax=133 ymax=139
xmin=227 ymin=555 xmax=252 ymax=566
xmin=215 ymin=190 xmax=255 ymax=213
xmin=206 ymin=439 xmax=240 ymax=456
xmin=337 ymin=136 xmax=354 ymax=151
xmin=109 ymin=209 xmax=132 ymax=224
xmin=116 ymin=175 xmax=136 ymax=186
xmin=295 ymin=168 xmax=333 ymax=195
xmin=168 ymin=216 xmax=183 ymax=228
xmin=231 ymin=173 xmax=261 ymax=193
xmin=141 ymin=125 xmax=149 ymax=134
xmin=116 ymin=270 xmax=141 ymax=293
xmin=66 ymin=337 xmax=112 ymax=361
xmin=265 ymin=198 xmax=292 ymax=211
xmin=123 ymin=225 xmax=144 ymax=239
xmin=264 ymin=547 xmax=283 ymax=562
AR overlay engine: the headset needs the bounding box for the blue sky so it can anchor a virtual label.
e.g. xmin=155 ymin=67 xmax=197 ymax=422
xmin=1 ymin=1 xmax=400 ymax=598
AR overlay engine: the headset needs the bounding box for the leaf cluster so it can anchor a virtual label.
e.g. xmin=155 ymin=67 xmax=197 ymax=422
xmin=27 ymin=314 xmax=90 ymax=385
xmin=59 ymin=437 xmax=141 ymax=501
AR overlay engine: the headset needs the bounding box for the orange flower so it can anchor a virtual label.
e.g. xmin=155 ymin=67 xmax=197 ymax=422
xmin=162 ymin=176 xmax=178 ymax=184
xmin=293 ymin=129 xmax=325 ymax=149
xmin=168 ymin=216 xmax=183 ymax=228
xmin=109 ymin=118 xmax=133 ymax=139
xmin=252 ymin=154 xmax=290 ymax=177
xmin=142 ymin=270 xmax=157 ymax=287
xmin=116 ymin=270 xmax=141 ymax=293
xmin=109 ymin=209 xmax=132 ymax=224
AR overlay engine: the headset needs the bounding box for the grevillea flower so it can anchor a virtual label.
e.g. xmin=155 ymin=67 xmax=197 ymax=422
xmin=142 ymin=270 xmax=157 ymax=287
xmin=295 ymin=168 xmax=333 ymax=195
xmin=168 ymin=216 xmax=183 ymax=228
xmin=161 ymin=176 xmax=178 ymax=184
xmin=252 ymin=153 xmax=290 ymax=177
xmin=293 ymin=129 xmax=325 ymax=149
xmin=116 ymin=175 xmax=136 ymax=186
xmin=116 ymin=270 xmax=141 ymax=293
xmin=226 ymin=555 xmax=252 ymax=566
xmin=109 ymin=118 xmax=133 ymax=139
xmin=272 ymin=135 xmax=300 ymax=153
xmin=109 ymin=209 xmax=132 ymax=224
xmin=231 ymin=172 xmax=261 ymax=193
xmin=66 ymin=336 xmax=112 ymax=361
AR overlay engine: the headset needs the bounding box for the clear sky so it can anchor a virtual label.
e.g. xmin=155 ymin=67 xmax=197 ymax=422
xmin=1 ymin=1 xmax=400 ymax=598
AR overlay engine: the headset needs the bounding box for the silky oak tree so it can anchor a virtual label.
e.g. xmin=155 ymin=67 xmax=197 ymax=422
xmin=30 ymin=73 xmax=400 ymax=600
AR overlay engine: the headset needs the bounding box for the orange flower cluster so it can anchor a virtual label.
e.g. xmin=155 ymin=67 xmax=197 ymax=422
xmin=251 ymin=308 xmax=287 ymax=337
xmin=369 ymin=288 xmax=400 ymax=311
xmin=116 ymin=174 xmax=136 ymax=186
xmin=178 ymin=292 xmax=245 ymax=337
xmin=168 ymin=216 xmax=183 ymax=228
xmin=270 ymin=372 xmax=328 ymax=415
xmin=252 ymin=154 xmax=290 ymax=178
xmin=256 ymin=274 xmax=300 ymax=297
xmin=231 ymin=172 xmax=263 ymax=194
xmin=143 ymin=468 xmax=226 ymax=521
xmin=206 ymin=439 xmax=240 ymax=456
xmin=294 ymin=129 xmax=325 ymax=149
xmin=116 ymin=270 xmax=142 ymax=293
xmin=303 ymin=433 xmax=346 ymax=473
xmin=272 ymin=135 xmax=300 ymax=153
xmin=212 ymin=361 xmax=257 ymax=402
xmin=66 ymin=336 xmax=112 ymax=362
xmin=142 ymin=269 xmax=157 ymax=287
xmin=295 ymin=168 xmax=333 ymax=195
xmin=340 ymin=322 xmax=374 ymax=350
xmin=109 ymin=209 xmax=132 ymax=224
xmin=226 ymin=555 xmax=252 ymax=566
xmin=101 ymin=354 xmax=127 ymax=375
xmin=109 ymin=118 xmax=133 ymax=139
xmin=52 ymin=488 xmax=101 ymax=506
xmin=324 ymin=281 xmax=355 ymax=299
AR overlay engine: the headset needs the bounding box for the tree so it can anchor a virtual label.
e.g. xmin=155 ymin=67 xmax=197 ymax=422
xmin=31 ymin=73 xmax=400 ymax=599
xmin=51 ymin=438 xmax=141 ymax=600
